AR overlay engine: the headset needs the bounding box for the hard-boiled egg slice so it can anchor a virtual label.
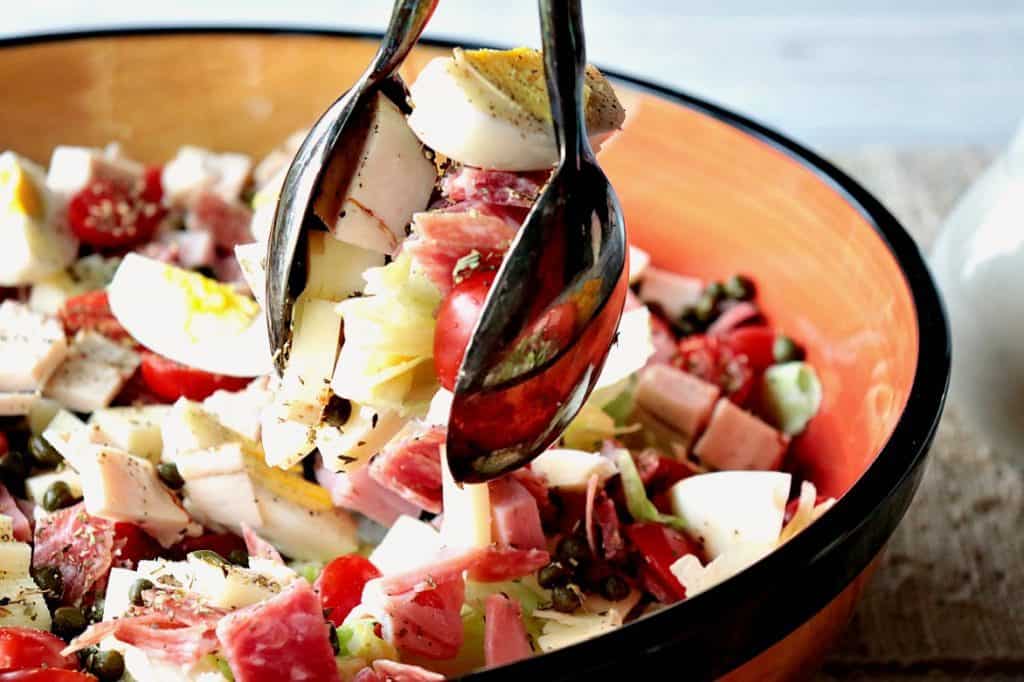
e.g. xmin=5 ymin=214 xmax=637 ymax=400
xmin=408 ymin=47 xmax=625 ymax=171
xmin=108 ymin=253 xmax=271 ymax=377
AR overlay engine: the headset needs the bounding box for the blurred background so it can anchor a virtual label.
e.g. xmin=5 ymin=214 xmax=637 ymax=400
xmin=4 ymin=0 xmax=1024 ymax=150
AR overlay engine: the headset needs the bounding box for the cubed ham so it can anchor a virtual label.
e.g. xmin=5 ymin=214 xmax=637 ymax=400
xmin=648 ymin=312 xmax=678 ymax=366
xmin=489 ymin=477 xmax=545 ymax=550
xmin=404 ymin=210 xmax=518 ymax=296
xmin=185 ymin=191 xmax=254 ymax=250
xmin=217 ymin=580 xmax=337 ymax=682
xmin=0 ymin=483 xmax=31 ymax=542
xmin=440 ymin=165 xmax=546 ymax=207
xmin=78 ymin=446 xmax=200 ymax=547
xmin=315 ymin=457 xmax=421 ymax=527
xmin=693 ymin=399 xmax=790 ymax=471
xmin=638 ymin=267 xmax=703 ymax=320
xmin=42 ymin=331 xmax=140 ymax=413
xmin=368 ymin=426 xmax=446 ymax=513
xmin=0 ymin=301 xmax=67 ymax=393
xmin=162 ymin=146 xmax=252 ymax=206
xmin=467 ymin=547 xmax=549 ymax=583
xmin=364 ymin=568 xmax=467 ymax=660
xmin=707 ymin=301 xmax=761 ymax=337
xmin=33 ymin=503 xmax=115 ymax=605
xmin=241 ymin=523 xmax=284 ymax=564
xmin=484 ymin=593 xmax=532 ymax=668
xmin=45 ymin=145 xmax=143 ymax=198
xmin=636 ymin=364 xmax=720 ymax=443
xmin=140 ymin=229 xmax=216 ymax=270
xmin=363 ymin=660 xmax=446 ymax=682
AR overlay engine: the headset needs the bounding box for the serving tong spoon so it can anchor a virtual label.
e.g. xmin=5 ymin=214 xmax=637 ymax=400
xmin=444 ymin=0 xmax=628 ymax=482
xmin=265 ymin=0 xmax=437 ymax=372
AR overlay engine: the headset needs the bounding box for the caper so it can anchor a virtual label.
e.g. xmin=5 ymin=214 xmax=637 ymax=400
xmin=88 ymin=648 xmax=125 ymax=681
xmin=772 ymin=335 xmax=803 ymax=364
xmin=191 ymin=549 xmax=229 ymax=567
xmin=704 ymin=281 xmax=725 ymax=302
xmin=129 ymin=578 xmax=154 ymax=606
xmin=156 ymin=462 xmax=184 ymax=490
xmin=86 ymin=597 xmax=105 ymax=624
xmin=42 ymin=480 xmax=76 ymax=512
xmin=599 ymin=574 xmax=630 ymax=602
xmin=328 ymin=623 xmax=340 ymax=655
xmin=551 ymin=586 xmax=581 ymax=613
xmin=28 ymin=434 xmax=63 ymax=468
xmin=30 ymin=565 xmax=63 ymax=603
xmin=723 ymin=274 xmax=755 ymax=301
xmin=537 ymin=561 xmax=571 ymax=589
xmin=555 ymin=536 xmax=590 ymax=568
xmin=673 ymin=308 xmax=700 ymax=337
xmin=52 ymin=605 xmax=87 ymax=640
xmin=0 ymin=450 xmax=28 ymax=481
xmin=322 ymin=396 xmax=353 ymax=428
xmin=693 ymin=293 xmax=718 ymax=323
xmin=228 ymin=549 xmax=249 ymax=567
xmin=195 ymin=266 xmax=217 ymax=280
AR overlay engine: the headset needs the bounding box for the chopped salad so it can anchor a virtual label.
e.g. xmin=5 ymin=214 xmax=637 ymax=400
xmin=0 ymin=47 xmax=829 ymax=682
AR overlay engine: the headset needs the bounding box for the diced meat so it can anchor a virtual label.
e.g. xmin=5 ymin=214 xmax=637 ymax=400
xmin=468 ymin=547 xmax=549 ymax=583
xmin=365 ymin=567 xmax=468 ymax=660
xmin=648 ymin=312 xmax=678 ymax=366
xmin=212 ymin=255 xmax=247 ymax=290
xmin=186 ymin=191 xmax=254 ymax=250
xmin=0 ymin=301 xmax=68 ymax=393
xmin=43 ymin=331 xmax=141 ymax=413
xmin=593 ymin=492 xmax=625 ymax=561
xmin=354 ymin=669 xmax=386 ymax=682
xmin=484 ymin=593 xmax=532 ymax=668
xmin=217 ymin=580 xmax=338 ymax=682
xmin=79 ymin=446 xmax=200 ymax=547
xmin=707 ymin=301 xmax=761 ymax=337
xmin=693 ymin=399 xmax=790 ymax=471
xmin=636 ymin=365 xmax=720 ymax=442
xmin=489 ymin=477 xmax=545 ymax=550
xmin=368 ymin=426 xmax=445 ymax=513
xmin=315 ymin=457 xmax=421 ymax=527
xmin=638 ymin=267 xmax=703 ymax=320
xmin=162 ymin=146 xmax=252 ymax=206
xmin=241 ymin=523 xmax=284 ymax=564
xmin=45 ymin=145 xmax=143 ymax=198
xmin=140 ymin=229 xmax=216 ymax=270
xmin=371 ymin=660 xmax=446 ymax=682
xmin=436 ymin=199 xmax=528 ymax=229
xmin=404 ymin=211 xmax=517 ymax=296
xmin=0 ymin=482 xmax=31 ymax=542
xmin=510 ymin=468 xmax=554 ymax=518
xmin=33 ymin=503 xmax=115 ymax=605
xmin=440 ymin=165 xmax=546 ymax=208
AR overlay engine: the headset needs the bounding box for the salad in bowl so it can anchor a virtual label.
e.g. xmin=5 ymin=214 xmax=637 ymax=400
xmin=0 ymin=47 xmax=828 ymax=682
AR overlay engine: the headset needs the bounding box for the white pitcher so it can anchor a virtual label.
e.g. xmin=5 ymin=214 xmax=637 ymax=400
xmin=931 ymin=121 xmax=1024 ymax=457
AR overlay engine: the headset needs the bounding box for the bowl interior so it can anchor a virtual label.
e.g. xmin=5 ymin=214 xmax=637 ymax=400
xmin=0 ymin=32 xmax=919 ymax=499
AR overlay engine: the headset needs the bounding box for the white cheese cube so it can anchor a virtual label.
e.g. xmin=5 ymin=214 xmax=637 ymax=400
xmin=161 ymin=399 xmax=252 ymax=462
xmin=202 ymin=377 xmax=275 ymax=443
xmin=530 ymin=449 xmax=617 ymax=492
xmin=233 ymin=242 xmax=267 ymax=308
xmin=25 ymin=468 xmax=83 ymax=506
xmin=0 ymin=301 xmax=67 ymax=393
xmin=440 ymin=449 xmax=491 ymax=549
xmin=0 ymin=516 xmax=13 ymax=543
xmin=314 ymin=405 xmax=407 ymax=472
xmin=102 ymin=567 xmax=139 ymax=621
xmin=42 ymin=409 xmax=89 ymax=470
xmin=45 ymin=145 xmax=142 ymax=198
xmin=252 ymin=482 xmax=358 ymax=562
xmin=162 ymin=146 xmax=252 ymax=206
xmin=0 ymin=578 xmax=51 ymax=630
xmin=187 ymin=553 xmax=287 ymax=609
xmin=90 ymin=405 xmax=170 ymax=463
xmin=43 ymin=331 xmax=140 ymax=413
xmin=304 ymin=231 xmax=385 ymax=301
xmin=0 ymin=542 xmax=30 ymax=580
xmin=183 ymin=471 xmax=263 ymax=531
xmin=370 ymin=515 xmax=443 ymax=575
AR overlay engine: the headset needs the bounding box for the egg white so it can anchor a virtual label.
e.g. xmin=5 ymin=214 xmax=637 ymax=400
xmin=108 ymin=253 xmax=272 ymax=377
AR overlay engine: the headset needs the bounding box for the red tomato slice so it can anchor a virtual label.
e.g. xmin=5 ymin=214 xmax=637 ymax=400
xmin=314 ymin=555 xmax=381 ymax=626
xmin=139 ymin=352 xmax=250 ymax=402
xmin=675 ymin=334 xmax=754 ymax=405
xmin=625 ymin=523 xmax=702 ymax=603
xmin=434 ymin=269 xmax=497 ymax=391
xmin=725 ymin=326 xmax=776 ymax=372
xmin=58 ymin=291 xmax=131 ymax=342
xmin=66 ymin=176 xmax=166 ymax=249
xmin=112 ymin=522 xmax=162 ymax=568
xmin=171 ymin=532 xmax=247 ymax=561
xmin=0 ymin=628 xmax=78 ymax=672
xmin=0 ymin=672 xmax=95 ymax=681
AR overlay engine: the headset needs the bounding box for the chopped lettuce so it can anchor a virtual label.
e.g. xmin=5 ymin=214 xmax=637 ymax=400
xmin=562 ymin=402 xmax=639 ymax=451
xmin=464 ymin=578 xmax=549 ymax=643
xmin=336 ymin=619 xmax=398 ymax=662
xmin=405 ymin=608 xmax=486 ymax=677
xmin=613 ymin=449 xmax=686 ymax=531
xmin=761 ymin=362 xmax=822 ymax=435
xmin=288 ymin=560 xmax=325 ymax=584
xmin=332 ymin=252 xmax=441 ymax=417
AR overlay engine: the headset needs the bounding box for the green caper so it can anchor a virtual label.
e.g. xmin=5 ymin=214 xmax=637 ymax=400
xmin=87 ymin=648 xmax=125 ymax=681
xmin=693 ymin=293 xmax=718 ymax=323
xmin=28 ymin=434 xmax=63 ymax=468
xmin=673 ymin=308 xmax=700 ymax=337
xmin=42 ymin=480 xmax=76 ymax=512
xmin=723 ymin=274 xmax=755 ymax=301
xmin=704 ymin=281 xmax=725 ymax=302
xmin=86 ymin=596 xmax=105 ymax=623
xmin=772 ymin=335 xmax=803 ymax=364
xmin=30 ymin=565 xmax=63 ymax=603
xmin=600 ymin=574 xmax=630 ymax=602
xmin=52 ymin=605 xmax=87 ymax=640
xmin=537 ymin=561 xmax=571 ymax=589
xmin=322 ymin=396 xmax=353 ymax=428
xmin=156 ymin=462 xmax=185 ymax=490
xmin=191 ymin=549 xmax=229 ymax=567
xmin=551 ymin=586 xmax=581 ymax=613
xmin=228 ymin=549 xmax=249 ymax=567
xmin=555 ymin=536 xmax=590 ymax=568
xmin=129 ymin=578 xmax=154 ymax=606
xmin=328 ymin=623 xmax=340 ymax=655
xmin=78 ymin=646 xmax=99 ymax=671
xmin=0 ymin=450 xmax=28 ymax=481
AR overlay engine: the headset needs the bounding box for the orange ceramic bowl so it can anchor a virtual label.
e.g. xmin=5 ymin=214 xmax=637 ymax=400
xmin=0 ymin=28 xmax=949 ymax=681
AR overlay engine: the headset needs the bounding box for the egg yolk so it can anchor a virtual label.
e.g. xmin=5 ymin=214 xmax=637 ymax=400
xmin=0 ymin=155 xmax=43 ymax=219
xmin=162 ymin=266 xmax=259 ymax=337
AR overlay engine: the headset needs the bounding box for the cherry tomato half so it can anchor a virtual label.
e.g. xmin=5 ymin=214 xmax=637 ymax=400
xmin=139 ymin=352 xmax=250 ymax=403
xmin=58 ymin=291 xmax=131 ymax=343
xmin=625 ymin=523 xmax=702 ymax=603
xmin=724 ymin=325 xmax=777 ymax=372
xmin=112 ymin=522 xmax=162 ymax=569
xmin=434 ymin=269 xmax=496 ymax=391
xmin=0 ymin=671 xmax=96 ymax=682
xmin=314 ymin=555 xmax=381 ymax=626
xmin=66 ymin=172 xmax=166 ymax=250
xmin=675 ymin=335 xmax=754 ymax=405
xmin=0 ymin=628 xmax=78 ymax=672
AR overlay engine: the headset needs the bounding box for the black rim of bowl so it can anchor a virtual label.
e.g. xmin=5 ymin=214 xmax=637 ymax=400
xmin=0 ymin=26 xmax=952 ymax=681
